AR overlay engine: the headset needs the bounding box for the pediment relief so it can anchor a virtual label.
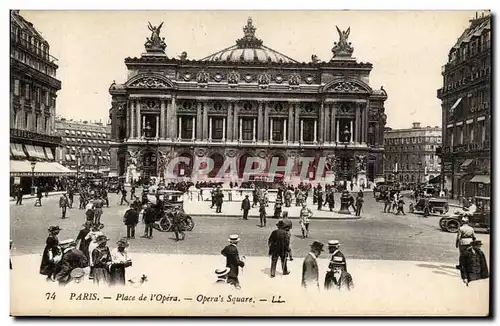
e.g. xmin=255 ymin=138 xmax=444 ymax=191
xmin=126 ymin=74 xmax=174 ymax=89
xmin=323 ymin=79 xmax=371 ymax=94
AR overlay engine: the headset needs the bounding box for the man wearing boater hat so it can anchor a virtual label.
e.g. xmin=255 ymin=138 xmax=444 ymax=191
xmin=214 ymin=267 xmax=231 ymax=285
xmin=301 ymin=241 xmax=324 ymax=290
xmin=327 ymin=240 xmax=347 ymax=272
xmin=221 ymin=234 xmax=245 ymax=289
xmin=324 ymin=256 xmax=354 ymax=291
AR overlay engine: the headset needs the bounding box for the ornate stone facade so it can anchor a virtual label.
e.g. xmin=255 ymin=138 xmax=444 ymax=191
xmin=109 ymin=18 xmax=388 ymax=184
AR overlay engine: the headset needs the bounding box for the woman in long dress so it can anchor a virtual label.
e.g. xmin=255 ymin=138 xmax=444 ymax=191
xmin=91 ymin=234 xmax=112 ymax=286
xmin=110 ymin=238 xmax=132 ymax=286
xmin=39 ymin=226 xmax=62 ymax=281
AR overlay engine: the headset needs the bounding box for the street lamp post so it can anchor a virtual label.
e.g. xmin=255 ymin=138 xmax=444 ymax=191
xmin=30 ymin=161 xmax=37 ymax=196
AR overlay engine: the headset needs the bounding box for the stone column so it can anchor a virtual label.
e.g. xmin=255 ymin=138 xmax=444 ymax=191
xmin=252 ymin=118 xmax=256 ymax=142
xmin=319 ymin=101 xmax=324 ymax=143
xmin=270 ymin=119 xmax=273 ymax=142
xmin=263 ymin=102 xmax=269 ymax=141
xmin=196 ymin=101 xmax=202 ymax=140
xmin=331 ymin=104 xmax=336 ymax=142
xmin=222 ymin=118 xmax=226 ymax=141
xmin=355 ymin=105 xmax=360 ymax=143
xmin=349 ymin=120 xmax=354 ymax=142
xmin=232 ymin=102 xmax=238 ymax=142
xmin=283 ymin=119 xmax=287 ymax=142
xmin=294 ymin=103 xmax=300 ymax=142
xmin=336 ymin=120 xmax=340 ymax=142
xmin=257 ymin=102 xmax=263 ymax=141
xmin=314 ymin=120 xmax=318 ymax=143
xmin=142 ymin=116 xmax=146 ymax=137
xmin=192 ymin=117 xmax=195 ymax=140
xmin=165 ymin=99 xmax=171 ymax=140
xmin=155 ymin=115 xmax=159 ymax=138
xmin=178 ymin=117 xmax=182 ymax=139
xmin=239 ymin=118 xmax=243 ymax=142
xmin=227 ymin=103 xmax=233 ymax=141
xmin=209 ymin=117 xmax=212 ymax=141
xmin=160 ymin=98 xmax=166 ymax=138
xmin=202 ymin=103 xmax=208 ymax=139
xmin=300 ymin=120 xmax=304 ymax=142
xmin=135 ymin=100 xmax=141 ymax=138
xmin=288 ymin=103 xmax=294 ymax=142
xmin=170 ymin=96 xmax=177 ymax=139
xmin=324 ymin=103 xmax=330 ymax=143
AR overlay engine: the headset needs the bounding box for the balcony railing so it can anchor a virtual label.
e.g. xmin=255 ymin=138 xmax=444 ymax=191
xmin=10 ymin=34 xmax=59 ymax=64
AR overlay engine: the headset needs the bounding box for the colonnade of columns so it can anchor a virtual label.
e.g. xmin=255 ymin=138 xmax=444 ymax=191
xmin=126 ymin=98 xmax=371 ymax=145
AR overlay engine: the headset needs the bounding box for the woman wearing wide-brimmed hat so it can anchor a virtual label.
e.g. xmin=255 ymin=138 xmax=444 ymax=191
xmin=91 ymin=234 xmax=112 ymax=285
xmin=110 ymin=238 xmax=132 ymax=286
xmin=39 ymin=226 xmax=62 ymax=281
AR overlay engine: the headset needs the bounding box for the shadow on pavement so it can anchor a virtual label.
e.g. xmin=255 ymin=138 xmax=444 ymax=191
xmin=416 ymin=263 xmax=460 ymax=278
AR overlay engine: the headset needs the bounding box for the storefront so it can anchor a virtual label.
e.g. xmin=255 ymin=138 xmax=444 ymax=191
xmin=10 ymin=160 xmax=75 ymax=195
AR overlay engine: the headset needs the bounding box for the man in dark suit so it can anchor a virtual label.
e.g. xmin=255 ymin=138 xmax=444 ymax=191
xmin=221 ymin=234 xmax=245 ymax=289
xmin=460 ymin=240 xmax=489 ymax=286
xmin=301 ymin=241 xmax=324 ymax=290
xmin=142 ymin=204 xmax=155 ymax=239
xmin=241 ymin=195 xmax=251 ymax=220
xmin=268 ymin=220 xmax=290 ymax=278
xmin=54 ymin=239 xmax=89 ymax=286
xmin=327 ymin=240 xmax=347 ymax=272
xmin=324 ymin=256 xmax=354 ymax=291
xmin=123 ymin=204 xmax=139 ymax=239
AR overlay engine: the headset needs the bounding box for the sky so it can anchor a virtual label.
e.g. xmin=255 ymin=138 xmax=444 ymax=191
xmin=20 ymin=10 xmax=479 ymax=129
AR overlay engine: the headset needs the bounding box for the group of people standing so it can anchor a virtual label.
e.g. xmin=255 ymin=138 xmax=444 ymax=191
xmin=216 ymin=230 xmax=353 ymax=292
xmin=39 ymin=224 xmax=133 ymax=287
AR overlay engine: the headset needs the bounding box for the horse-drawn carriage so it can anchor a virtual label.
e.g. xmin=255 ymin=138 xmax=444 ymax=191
xmin=152 ymin=190 xmax=195 ymax=232
xmin=438 ymin=196 xmax=490 ymax=233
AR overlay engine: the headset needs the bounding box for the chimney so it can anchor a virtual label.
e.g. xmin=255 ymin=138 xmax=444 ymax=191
xmin=412 ymin=122 xmax=421 ymax=129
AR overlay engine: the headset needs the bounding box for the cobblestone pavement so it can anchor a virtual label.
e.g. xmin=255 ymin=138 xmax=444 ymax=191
xmin=10 ymin=190 xmax=490 ymax=265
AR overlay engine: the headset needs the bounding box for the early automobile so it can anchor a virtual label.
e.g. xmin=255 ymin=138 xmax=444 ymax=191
xmin=438 ymin=196 xmax=490 ymax=233
xmin=409 ymin=197 xmax=449 ymax=216
xmin=152 ymin=190 xmax=195 ymax=232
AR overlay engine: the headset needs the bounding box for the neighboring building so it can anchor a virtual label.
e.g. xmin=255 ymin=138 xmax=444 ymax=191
xmin=384 ymin=122 xmax=442 ymax=184
xmin=55 ymin=118 xmax=112 ymax=177
xmin=9 ymin=10 xmax=69 ymax=194
xmin=109 ymin=18 xmax=388 ymax=185
xmin=437 ymin=12 xmax=491 ymax=198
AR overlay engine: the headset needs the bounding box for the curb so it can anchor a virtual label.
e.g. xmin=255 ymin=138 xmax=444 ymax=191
xmin=10 ymin=191 xmax=66 ymax=202
xmin=188 ymin=213 xmax=361 ymax=221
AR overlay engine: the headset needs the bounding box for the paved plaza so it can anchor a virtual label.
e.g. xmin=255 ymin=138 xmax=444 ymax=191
xmin=9 ymin=188 xmax=490 ymax=316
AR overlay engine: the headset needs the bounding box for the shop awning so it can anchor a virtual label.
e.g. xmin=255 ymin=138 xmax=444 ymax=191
xmin=24 ymin=144 xmax=39 ymax=159
xmin=461 ymin=159 xmax=473 ymax=169
xmin=44 ymin=148 xmax=54 ymax=160
xmin=10 ymin=160 xmax=75 ymax=177
xmin=10 ymin=143 xmax=26 ymax=158
xmin=469 ymin=175 xmax=490 ymax=184
xmin=34 ymin=146 xmax=47 ymax=159
xmin=450 ymin=97 xmax=462 ymax=112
